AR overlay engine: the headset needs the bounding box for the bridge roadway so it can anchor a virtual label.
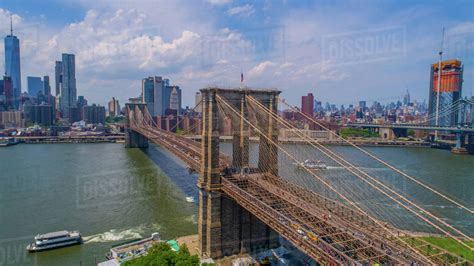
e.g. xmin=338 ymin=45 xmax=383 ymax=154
xmin=345 ymin=123 xmax=474 ymax=133
xmin=130 ymin=123 xmax=430 ymax=264
xmin=131 ymin=125 xmax=230 ymax=171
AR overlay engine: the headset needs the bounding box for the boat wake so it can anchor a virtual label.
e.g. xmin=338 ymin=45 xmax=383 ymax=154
xmin=325 ymin=166 xmax=388 ymax=171
xmin=184 ymin=214 xmax=198 ymax=224
xmin=83 ymin=223 xmax=161 ymax=244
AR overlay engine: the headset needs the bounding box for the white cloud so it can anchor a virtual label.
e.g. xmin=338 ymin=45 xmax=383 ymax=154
xmin=0 ymin=9 xmax=22 ymax=32
xmin=448 ymin=22 xmax=474 ymax=35
xmin=35 ymin=8 xmax=257 ymax=105
xmin=227 ymin=4 xmax=255 ymax=17
xmin=248 ymin=61 xmax=276 ymax=77
xmin=33 ymin=9 xmax=203 ymax=74
xmin=0 ymin=7 xmax=210 ymax=106
xmin=205 ymin=0 xmax=232 ymax=5
xmin=1 ymin=2 xmax=472 ymax=107
xmin=248 ymin=60 xmax=348 ymax=83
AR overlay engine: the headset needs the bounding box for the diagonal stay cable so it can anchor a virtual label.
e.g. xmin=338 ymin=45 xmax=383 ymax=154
xmin=216 ymin=94 xmax=434 ymax=264
xmin=281 ymin=99 xmax=473 ymax=215
xmin=248 ymin=95 xmax=473 ymax=248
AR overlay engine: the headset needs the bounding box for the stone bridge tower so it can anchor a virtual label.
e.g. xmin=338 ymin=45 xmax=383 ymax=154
xmin=125 ymin=103 xmax=149 ymax=148
xmin=198 ymin=88 xmax=281 ymax=259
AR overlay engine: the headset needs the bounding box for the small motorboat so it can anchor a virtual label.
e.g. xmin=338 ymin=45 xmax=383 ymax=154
xmin=294 ymin=160 xmax=327 ymax=170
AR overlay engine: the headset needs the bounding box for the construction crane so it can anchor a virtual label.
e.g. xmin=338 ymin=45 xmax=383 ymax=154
xmin=434 ymin=27 xmax=445 ymax=140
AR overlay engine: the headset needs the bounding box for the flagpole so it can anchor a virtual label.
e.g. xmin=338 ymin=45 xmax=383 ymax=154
xmin=240 ymin=69 xmax=243 ymax=90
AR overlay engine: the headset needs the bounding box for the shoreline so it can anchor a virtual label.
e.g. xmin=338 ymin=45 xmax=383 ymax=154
xmin=186 ymin=135 xmax=432 ymax=147
xmin=398 ymin=230 xmax=473 ymax=241
xmin=175 ymin=234 xmax=199 ymax=256
xmin=20 ymin=139 xmax=124 ymax=144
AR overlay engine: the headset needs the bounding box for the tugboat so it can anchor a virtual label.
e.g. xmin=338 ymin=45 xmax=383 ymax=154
xmin=294 ymin=160 xmax=327 ymax=170
xmin=26 ymin=230 xmax=82 ymax=252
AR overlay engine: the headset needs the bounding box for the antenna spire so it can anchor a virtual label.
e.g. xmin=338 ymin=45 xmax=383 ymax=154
xmin=10 ymin=14 xmax=13 ymax=36
xmin=439 ymin=27 xmax=445 ymax=56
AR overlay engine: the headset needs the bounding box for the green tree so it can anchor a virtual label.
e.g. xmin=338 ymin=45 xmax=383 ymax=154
xmin=339 ymin=128 xmax=379 ymax=138
xmin=122 ymin=243 xmax=199 ymax=266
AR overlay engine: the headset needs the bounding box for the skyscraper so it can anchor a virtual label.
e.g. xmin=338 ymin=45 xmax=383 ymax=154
xmin=142 ymin=76 xmax=157 ymax=116
xmin=24 ymin=103 xmax=54 ymax=126
xmin=301 ymin=93 xmax=314 ymax=117
xmin=82 ymin=104 xmax=106 ymax=124
xmin=141 ymin=76 xmax=181 ymax=116
xmin=428 ymin=59 xmax=463 ymax=127
xmin=166 ymin=85 xmax=181 ymax=115
xmin=1 ymin=76 xmax=13 ymax=109
xmin=195 ymin=92 xmax=202 ymax=113
xmin=77 ymin=95 xmax=87 ymax=109
xmin=27 ymin=76 xmax=43 ymax=97
xmin=4 ymin=18 xmax=21 ymax=109
xmin=55 ymin=61 xmax=62 ymax=96
xmin=59 ymin=53 xmax=77 ymax=118
xmin=403 ymin=89 xmax=410 ymax=106
xmin=43 ymin=75 xmax=51 ymax=96
xmin=108 ymin=97 xmax=121 ymax=116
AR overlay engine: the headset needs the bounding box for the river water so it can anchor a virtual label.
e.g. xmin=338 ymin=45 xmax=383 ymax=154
xmin=0 ymin=143 xmax=472 ymax=265
xmin=0 ymin=144 xmax=198 ymax=266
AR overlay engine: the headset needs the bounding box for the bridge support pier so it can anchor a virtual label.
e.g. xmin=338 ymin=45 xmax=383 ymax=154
xmin=200 ymin=190 xmax=223 ymax=258
xmin=125 ymin=129 xmax=148 ymax=148
xmin=451 ymin=132 xmax=468 ymax=154
xmin=125 ymin=103 xmax=149 ymax=148
xmin=467 ymin=134 xmax=474 ymax=154
xmin=393 ymin=128 xmax=408 ymax=138
xmin=198 ymin=89 xmax=223 ymax=258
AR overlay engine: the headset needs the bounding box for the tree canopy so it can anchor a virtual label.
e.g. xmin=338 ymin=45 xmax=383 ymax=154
xmin=122 ymin=243 xmax=200 ymax=266
xmin=340 ymin=128 xmax=379 ymax=138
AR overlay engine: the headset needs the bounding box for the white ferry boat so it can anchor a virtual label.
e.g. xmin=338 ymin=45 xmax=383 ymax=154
xmin=0 ymin=137 xmax=19 ymax=147
xmin=26 ymin=230 xmax=82 ymax=252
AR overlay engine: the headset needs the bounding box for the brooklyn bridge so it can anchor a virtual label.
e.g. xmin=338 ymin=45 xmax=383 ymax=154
xmin=126 ymin=88 xmax=472 ymax=265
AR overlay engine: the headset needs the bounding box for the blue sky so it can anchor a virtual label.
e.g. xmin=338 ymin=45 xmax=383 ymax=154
xmin=0 ymin=0 xmax=473 ymax=107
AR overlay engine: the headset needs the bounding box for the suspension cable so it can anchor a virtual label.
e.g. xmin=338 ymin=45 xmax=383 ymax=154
xmin=216 ymin=94 xmax=435 ymax=263
xmin=281 ymin=99 xmax=473 ymax=214
xmin=248 ymin=96 xmax=472 ymax=249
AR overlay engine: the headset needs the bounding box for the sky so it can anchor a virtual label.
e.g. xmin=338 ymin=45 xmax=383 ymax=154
xmin=0 ymin=0 xmax=473 ymax=108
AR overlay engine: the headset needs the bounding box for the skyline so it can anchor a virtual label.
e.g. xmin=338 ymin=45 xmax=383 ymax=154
xmin=0 ymin=0 xmax=473 ymax=108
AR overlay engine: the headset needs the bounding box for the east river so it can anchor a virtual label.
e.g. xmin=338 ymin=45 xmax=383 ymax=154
xmin=0 ymin=143 xmax=472 ymax=265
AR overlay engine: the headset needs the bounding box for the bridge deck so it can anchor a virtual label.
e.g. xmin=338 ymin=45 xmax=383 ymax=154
xmin=223 ymin=173 xmax=421 ymax=264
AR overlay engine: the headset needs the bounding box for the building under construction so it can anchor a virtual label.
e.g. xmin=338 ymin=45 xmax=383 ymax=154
xmin=428 ymin=59 xmax=463 ymax=127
